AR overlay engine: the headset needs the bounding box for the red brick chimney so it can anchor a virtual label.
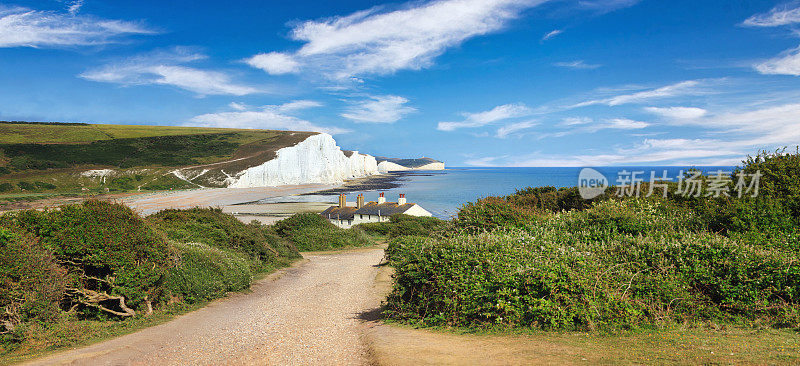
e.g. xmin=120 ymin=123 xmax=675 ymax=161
xmin=338 ymin=194 xmax=346 ymax=208
xmin=357 ymin=194 xmax=364 ymax=209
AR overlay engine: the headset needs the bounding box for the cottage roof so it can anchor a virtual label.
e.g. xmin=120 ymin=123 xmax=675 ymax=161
xmin=320 ymin=206 xmax=358 ymax=220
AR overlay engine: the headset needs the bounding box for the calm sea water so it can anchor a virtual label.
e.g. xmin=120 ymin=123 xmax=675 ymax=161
xmin=263 ymin=167 xmax=735 ymax=219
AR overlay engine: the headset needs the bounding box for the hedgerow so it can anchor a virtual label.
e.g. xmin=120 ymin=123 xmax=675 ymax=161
xmin=357 ymin=214 xmax=446 ymax=238
xmin=385 ymin=149 xmax=800 ymax=331
xmin=147 ymin=208 xmax=299 ymax=271
xmin=273 ymin=213 xmax=373 ymax=251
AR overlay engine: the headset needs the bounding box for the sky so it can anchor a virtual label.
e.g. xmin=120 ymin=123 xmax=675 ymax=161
xmin=1 ymin=0 xmax=799 ymax=167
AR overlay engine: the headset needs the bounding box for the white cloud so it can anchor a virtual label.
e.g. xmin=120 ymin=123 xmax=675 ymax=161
xmin=438 ymin=103 xmax=532 ymax=131
xmin=248 ymin=0 xmax=546 ymax=79
xmin=67 ymin=0 xmax=84 ymax=15
xmin=467 ymin=101 xmax=800 ymax=167
xmin=340 ymin=95 xmax=416 ymax=123
xmin=229 ymin=102 xmax=248 ymax=111
xmin=596 ymin=118 xmax=649 ymax=130
xmin=572 ymin=80 xmax=703 ymax=107
xmin=755 ymin=46 xmax=800 ymax=75
xmin=743 ymin=3 xmax=800 ymax=27
xmin=553 ymin=60 xmax=601 ymax=69
xmin=81 ymin=48 xmax=260 ymax=96
xmin=245 ymin=52 xmax=301 ymax=75
xmin=541 ymin=29 xmax=562 ymax=41
xmin=561 ymin=117 xmax=592 ymax=126
xmin=496 ymin=120 xmax=537 ymax=138
xmin=277 ymin=100 xmax=323 ymax=112
xmin=0 ymin=5 xmax=154 ymax=48
xmin=190 ymin=101 xmax=349 ymax=134
xmin=644 ymin=106 xmax=707 ymax=119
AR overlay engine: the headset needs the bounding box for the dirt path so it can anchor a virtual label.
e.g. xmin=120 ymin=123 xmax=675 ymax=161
xmin=25 ymin=248 xmax=385 ymax=366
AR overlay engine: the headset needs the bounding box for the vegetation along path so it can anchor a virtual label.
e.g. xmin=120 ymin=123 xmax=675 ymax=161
xmin=24 ymin=248 xmax=385 ymax=366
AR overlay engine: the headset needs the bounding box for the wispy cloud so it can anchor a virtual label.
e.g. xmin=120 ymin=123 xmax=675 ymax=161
xmin=496 ymin=120 xmax=538 ymax=138
xmin=644 ymin=106 xmax=707 ymax=119
xmin=0 ymin=4 xmax=154 ymax=48
xmin=246 ymin=0 xmax=547 ymax=79
xmin=66 ymin=0 xmax=84 ymax=15
xmin=340 ymin=95 xmax=416 ymax=123
xmin=190 ymin=100 xmax=348 ymax=134
xmin=541 ymin=29 xmax=562 ymax=41
xmin=467 ymin=100 xmax=800 ymax=167
xmin=571 ymin=80 xmax=704 ymax=107
xmin=553 ymin=60 xmax=601 ymax=69
xmin=743 ymin=3 xmax=800 ymax=27
xmin=80 ymin=48 xmax=261 ymax=96
xmin=755 ymin=46 xmax=800 ymax=75
xmin=438 ymin=103 xmax=532 ymax=131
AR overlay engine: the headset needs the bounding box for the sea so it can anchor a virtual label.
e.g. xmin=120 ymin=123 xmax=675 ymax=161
xmin=261 ymin=166 xmax=736 ymax=219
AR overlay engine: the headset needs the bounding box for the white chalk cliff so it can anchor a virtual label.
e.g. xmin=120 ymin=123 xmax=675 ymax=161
xmin=377 ymin=161 xmax=446 ymax=173
xmin=227 ymin=133 xmax=379 ymax=188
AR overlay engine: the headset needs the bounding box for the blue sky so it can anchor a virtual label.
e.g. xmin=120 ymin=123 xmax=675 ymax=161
xmin=1 ymin=0 xmax=799 ymax=166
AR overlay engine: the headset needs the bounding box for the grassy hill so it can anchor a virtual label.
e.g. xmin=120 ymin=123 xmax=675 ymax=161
xmin=0 ymin=121 xmax=315 ymax=197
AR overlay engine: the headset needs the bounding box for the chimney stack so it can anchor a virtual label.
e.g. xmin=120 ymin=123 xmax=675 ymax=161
xmin=398 ymin=194 xmax=406 ymax=205
xmin=357 ymin=194 xmax=365 ymax=209
xmin=338 ymin=194 xmax=346 ymax=208
xmin=378 ymin=192 xmax=386 ymax=204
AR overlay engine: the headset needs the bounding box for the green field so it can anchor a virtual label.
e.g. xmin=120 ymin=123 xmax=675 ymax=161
xmin=0 ymin=121 xmax=314 ymax=197
xmin=0 ymin=122 xmax=245 ymax=144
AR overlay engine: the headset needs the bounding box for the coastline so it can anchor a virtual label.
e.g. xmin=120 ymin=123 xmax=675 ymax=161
xmin=303 ymin=170 xmax=437 ymax=196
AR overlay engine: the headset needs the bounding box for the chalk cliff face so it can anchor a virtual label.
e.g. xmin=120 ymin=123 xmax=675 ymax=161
xmin=377 ymin=161 xmax=445 ymax=173
xmin=227 ymin=133 xmax=379 ymax=188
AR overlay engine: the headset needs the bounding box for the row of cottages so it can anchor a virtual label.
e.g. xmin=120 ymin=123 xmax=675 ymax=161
xmin=320 ymin=193 xmax=433 ymax=228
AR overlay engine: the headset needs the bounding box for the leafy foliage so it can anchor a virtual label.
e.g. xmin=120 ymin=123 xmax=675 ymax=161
xmin=273 ymin=213 xmax=374 ymax=251
xmin=386 ymin=149 xmax=800 ymax=331
xmin=148 ymin=208 xmax=299 ymax=271
xmin=357 ymin=214 xmax=446 ymax=238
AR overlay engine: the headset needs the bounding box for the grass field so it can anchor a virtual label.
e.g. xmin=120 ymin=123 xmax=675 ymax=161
xmin=0 ymin=122 xmax=245 ymax=144
xmin=0 ymin=122 xmax=315 ymax=196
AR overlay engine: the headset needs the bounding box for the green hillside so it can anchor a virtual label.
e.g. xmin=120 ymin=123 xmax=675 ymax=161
xmin=0 ymin=121 xmax=315 ymax=197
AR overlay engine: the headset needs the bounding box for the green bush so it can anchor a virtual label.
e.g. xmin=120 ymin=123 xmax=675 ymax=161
xmin=0 ymin=183 xmax=13 ymax=192
xmin=273 ymin=213 xmax=373 ymax=251
xmin=0 ymin=200 xmax=171 ymax=312
xmin=0 ymin=166 xmax=10 ymax=175
xmin=33 ymin=181 xmax=56 ymax=190
xmin=0 ymin=229 xmax=68 ymax=337
xmin=385 ymin=227 xmax=800 ymax=330
xmin=16 ymin=181 xmax=35 ymax=191
xmin=357 ymin=214 xmax=446 ymax=238
xmin=165 ymin=242 xmax=251 ymax=303
xmin=148 ymin=208 xmax=299 ymax=271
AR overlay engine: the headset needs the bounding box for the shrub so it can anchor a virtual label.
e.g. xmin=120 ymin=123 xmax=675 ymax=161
xmin=33 ymin=181 xmax=56 ymax=190
xmin=165 ymin=242 xmax=251 ymax=303
xmin=357 ymin=214 xmax=446 ymax=238
xmin=385 ymin=228 xmax=800 ymax=330
xmin=0 ymin=166 xmax=10 ymax=175
xmin=456 ymin=197 xmax=539 ymax=233
xmin=148 ymin=208 xmax=299 ymax=271
xmin=0 ymin=229 xmax=68 ymax=338
xmin=0 ymin=200 xmax=171 ymax=313
xmin=273 ymin=213 xmax=373 ymax=251
xmin=0 ymin=183 xmax=13 ymax=192
xmin=16 ymin=181 xmax=34 ymax=191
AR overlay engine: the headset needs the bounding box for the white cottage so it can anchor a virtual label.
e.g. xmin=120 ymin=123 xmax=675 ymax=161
xmin=320 ymin=193 xmax=433 ymax=228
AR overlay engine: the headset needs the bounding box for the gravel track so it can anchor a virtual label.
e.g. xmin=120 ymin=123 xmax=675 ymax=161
xmin=25 ymin=248 xmax=385 ymax=366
